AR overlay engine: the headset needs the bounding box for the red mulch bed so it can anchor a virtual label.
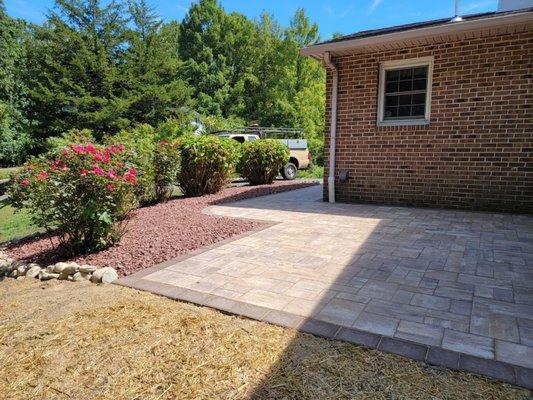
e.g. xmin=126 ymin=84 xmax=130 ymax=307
xmin=6 ymin=180 xmax=318 ymax=277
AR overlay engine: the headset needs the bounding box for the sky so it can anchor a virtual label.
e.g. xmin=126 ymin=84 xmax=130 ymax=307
xmin=5 ymin=0 xmax=499 ymax=40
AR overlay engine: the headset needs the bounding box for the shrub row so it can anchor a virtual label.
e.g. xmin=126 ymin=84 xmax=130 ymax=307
xmin=8 ymin=132 xmax=290 ymax=256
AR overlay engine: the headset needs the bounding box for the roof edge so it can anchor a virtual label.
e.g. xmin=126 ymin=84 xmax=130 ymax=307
xmin=301 ymin=10 xmax=533 ymax=58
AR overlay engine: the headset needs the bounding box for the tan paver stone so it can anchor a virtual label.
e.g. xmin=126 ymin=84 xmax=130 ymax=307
xmin=315 ymin=298 xmax=365 ymax=327
xmin=240 ymin=289 xmax=295 ymax=310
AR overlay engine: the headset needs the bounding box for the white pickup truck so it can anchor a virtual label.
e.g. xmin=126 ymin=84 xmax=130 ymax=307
xmin=216 ymin=128 xmax=311 ymax=180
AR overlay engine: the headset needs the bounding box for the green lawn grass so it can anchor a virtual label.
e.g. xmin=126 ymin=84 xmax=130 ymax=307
xmin=0 ymin=204 xmax=41 ymax=243
xmin=0 ymin=167 xmax=21 ymax=180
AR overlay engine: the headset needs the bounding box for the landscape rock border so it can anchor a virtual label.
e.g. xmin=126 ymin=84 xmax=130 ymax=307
xmin=0 ymin=250 xmax=117 ymax=284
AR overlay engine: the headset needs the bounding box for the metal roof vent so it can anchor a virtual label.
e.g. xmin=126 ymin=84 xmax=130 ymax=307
xmin=451 ymin=0 xmax=463 ymax=22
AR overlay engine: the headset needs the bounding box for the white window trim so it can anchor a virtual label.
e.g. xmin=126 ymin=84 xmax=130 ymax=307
xmin=377 ymin=56 xmax=434 ymax=127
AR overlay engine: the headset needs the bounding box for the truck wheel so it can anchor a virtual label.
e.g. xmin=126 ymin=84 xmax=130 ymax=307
xmin=281 ymin=163 xmax=297 ymax=180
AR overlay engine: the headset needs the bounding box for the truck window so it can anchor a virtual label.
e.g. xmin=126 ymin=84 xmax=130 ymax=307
xmin=248 ymin=136 xmax=257 ymax=141
xmin=232 ymin=136 xmax=245 ymax=143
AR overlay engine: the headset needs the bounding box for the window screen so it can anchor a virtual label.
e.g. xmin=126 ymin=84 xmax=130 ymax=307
xmin=383 ymin=66 xmax=428 ymax=120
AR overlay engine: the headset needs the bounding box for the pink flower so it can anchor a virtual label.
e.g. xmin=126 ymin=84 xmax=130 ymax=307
xmin=80 ymin=169 xmax=88 ymax=177
xmin=117 ymin=144 xmax=125 ymax=151
xmin=93 ymin=152 xmax=104 ymax=162
xmin=107 ymin=183 xmax=115 ymax=192
xmin=21 ymin=178 xmax=30 ymax=186
xmin=37 ymin=171 xmax=48 ymax=180
xmin=71 ymin=144 xmax=84 ymax=154
xmin=84 ymin=144 xmax=96 ymax=154
xmin=124 ymin=168 xmax=138 ymax=184
xmin=107 ymin=169 xmax=115 ymax=179
xmin=92 ymin=166 xmax=104 ymax=176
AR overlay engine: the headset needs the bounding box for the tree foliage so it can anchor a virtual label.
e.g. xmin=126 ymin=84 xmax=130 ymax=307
xmin=3 ymin=0 xmax=327 ymax=166
xmin=0 ymin=0 xmax=32 ymax=166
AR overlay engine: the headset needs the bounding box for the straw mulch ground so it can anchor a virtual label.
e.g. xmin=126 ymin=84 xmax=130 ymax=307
xmin=0 ymin=278 xmax=530 ymax=400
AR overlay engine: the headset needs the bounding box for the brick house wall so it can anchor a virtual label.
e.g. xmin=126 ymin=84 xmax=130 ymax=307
xmin=323 ymin=29 xmax=533 ymax=213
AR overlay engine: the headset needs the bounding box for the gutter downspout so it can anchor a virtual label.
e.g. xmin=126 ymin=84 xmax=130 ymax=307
xmin=323 ymin=52 xmax=338 ymax=203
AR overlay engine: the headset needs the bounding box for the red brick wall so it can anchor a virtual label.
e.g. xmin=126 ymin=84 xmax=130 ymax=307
xmin=323 ymin=30 xmax=533 ymax=213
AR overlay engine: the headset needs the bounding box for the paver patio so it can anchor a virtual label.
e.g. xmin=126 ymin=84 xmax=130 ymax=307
xmin=117 ymin=185 xmax=533 ymax=387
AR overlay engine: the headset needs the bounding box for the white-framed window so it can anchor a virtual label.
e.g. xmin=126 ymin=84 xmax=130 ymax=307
xmin=377 ymin=56 xmax=434 ymax=126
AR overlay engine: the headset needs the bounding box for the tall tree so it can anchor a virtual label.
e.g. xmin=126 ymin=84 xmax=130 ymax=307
xmin=26 ymin=0 xmax=129 ymax=140
xmin=0 ymin=0 xmax=32 ymax=165
xmin=122 ymin=0 xmax=192 ymax=125
xmin=178 ymin=0 xmax=257 ymax=117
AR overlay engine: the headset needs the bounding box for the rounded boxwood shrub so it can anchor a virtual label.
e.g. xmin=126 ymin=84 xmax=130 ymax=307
xmin=177 ymin=135 xmax=239 ymax=196
xmin=152 ymin=140 xmax=181 ymax=202
xmin=237 ymin=139 xmax=290 ymax=185
xmin=7 ymin=143 xmax=138 ymax=255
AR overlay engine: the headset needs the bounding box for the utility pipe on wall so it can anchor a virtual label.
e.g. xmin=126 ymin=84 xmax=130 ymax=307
xmin=323 ymin=52 xmax=338 ymax=203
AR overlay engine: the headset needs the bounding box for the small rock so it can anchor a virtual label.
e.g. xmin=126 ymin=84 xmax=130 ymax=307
xmin=79 ymin=265 xmax=97 ymax=274
xmin=91 ymin=267 xmax=118 ymax=284
xmin=26 ymin=266 xmax=42 ymax=278
xmin=38 ymin=271 xmax=60 ymax=281
xmin=62 ymin=263 xmax=79 ymax=275
xmin=53 ymin=262 xmax=70 ymax=273
xmin=58 ymin=272 xmax=70 ymax=280
xmin=16 ymin=264 xmax=28 ymax=276
xmin=72 ymin=272 xmax=91 ymax=282
xmin=10 ymin=269 xmax=18 ymax=278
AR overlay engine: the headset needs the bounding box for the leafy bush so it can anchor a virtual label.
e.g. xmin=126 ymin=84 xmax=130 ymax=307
xmin=152 ymin=141 xmax=181 ymax=202
xmin=105 ymin=124 xmax=157 ymax=204
xmin=155 ymin=116 xmax=196 ymax=142
xmin=201 ymin=114 xmax=245 ymax=134
xmin=177 ymin=135 xmax=239 ymax=196
xmin=297 ymin=163 xmax=323 ymax=179
xmin=8 ymin=143 xmax=137 ymax=255
xmin=0 ymin=128 xmax=33 ymax=167
xmin=237 ymin=139 xmax=289 ymax=185
xmin=46 ymin=129 xmax=95 ymax=156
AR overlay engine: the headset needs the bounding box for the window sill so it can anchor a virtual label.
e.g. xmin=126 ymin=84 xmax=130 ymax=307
xmin=377 ymin=119 xmax=430 ymax=127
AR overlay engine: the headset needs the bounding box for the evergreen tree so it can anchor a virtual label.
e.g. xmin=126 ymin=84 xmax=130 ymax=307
xmin=0 ymin=0 xmax=32 ymax=165
xmin=122 ymin=0 xmax=192 ymax=126
xmin=26 ymin=0 xmax=130 ymax=140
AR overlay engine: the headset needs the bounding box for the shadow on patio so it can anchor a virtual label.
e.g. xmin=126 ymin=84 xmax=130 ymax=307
xmin=118 ymin=184 xmax=533 ymax=393
xmin=206 ymin=185 xmax=533 ymax=394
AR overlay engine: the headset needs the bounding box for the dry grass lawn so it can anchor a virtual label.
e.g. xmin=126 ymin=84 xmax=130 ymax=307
xmin=0 ymin=278 xmax=530 ymax=400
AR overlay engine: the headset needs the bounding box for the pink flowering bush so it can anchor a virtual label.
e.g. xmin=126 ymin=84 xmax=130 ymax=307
xmin=8 ymin=143 xmax=137 ymax=255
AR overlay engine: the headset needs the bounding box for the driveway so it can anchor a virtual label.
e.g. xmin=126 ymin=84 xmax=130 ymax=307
xmin=117 ymin=185 xmax=533 ymax=387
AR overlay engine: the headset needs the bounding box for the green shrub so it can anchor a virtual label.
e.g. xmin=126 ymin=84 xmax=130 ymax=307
xmin=8 ymin=143 xmax=137 ymax=255
xmin=237 ymin=140 xmax=289 ymax=185
xmin=201 ymin=114 xmax=245 ymax=134
xmin=46 ymin=129 xmax=95 ymax=156
xmin=155 ymin=116 xmax=195 ymax=142
xmin=177 ymin=135 xmax=239 ymax=196
xmin=105 ymin=124 xmax=157 ymax=205
xmin=152 ymin=141 xmax=181 ymax=202
xmin=0 ymin=129 xmax=33 ymax=167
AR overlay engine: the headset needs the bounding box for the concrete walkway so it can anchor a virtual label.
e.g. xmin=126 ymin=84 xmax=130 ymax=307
xmin=117 ymin=185 xmax=533 ymax=388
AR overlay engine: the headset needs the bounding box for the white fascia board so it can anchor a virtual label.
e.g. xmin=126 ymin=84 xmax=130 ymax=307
xmin=300 ymin=11 xmax=533 ymax=57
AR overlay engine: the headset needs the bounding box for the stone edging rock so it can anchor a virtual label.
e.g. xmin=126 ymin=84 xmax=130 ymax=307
xmin=0 ymin=251 xmax=118 ymax=284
